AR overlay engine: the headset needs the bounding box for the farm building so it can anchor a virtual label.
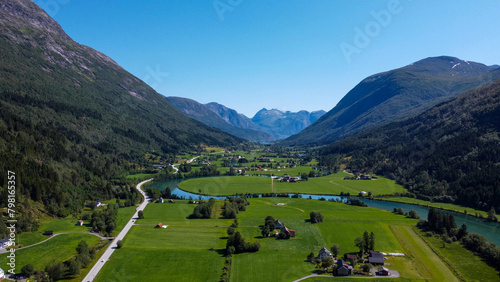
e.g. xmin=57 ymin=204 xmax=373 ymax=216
xmin=275 ymin=220 xmax=283 ymax=228
xmin=368 ymin=251 xmax=385 ymax=266
xmin=317 ymin=247 xmax=333 ymax=259
xmin=43 ymin=231 xmax=53 ymax=236
xmin=378 ymin=266 xmax=389 ymax=276
xmin=345 ymin=254 xmax=357 ymax=261
xmin=281 ymin=226 xmax=295 ymax=237
xmin=77 ymin=220 xmax=84 ymax=226
xmin=336 ymin=259 xmax=353 ymax=276
xmin=155 ymin=223 xmax=163 ymax=228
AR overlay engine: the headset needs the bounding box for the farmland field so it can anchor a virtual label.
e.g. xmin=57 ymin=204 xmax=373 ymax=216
xmin=90 ymin=197 xmax=476 ymax=281
xmin=177 ymin=172 xmax=406 ymax=196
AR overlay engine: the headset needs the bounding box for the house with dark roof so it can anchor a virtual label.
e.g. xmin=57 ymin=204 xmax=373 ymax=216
xmin=336 ymin=259 xmax=353 ymax=276
xmin=378 ymin=266 xmax=389 ymax=276
xmin=317 ymin=247 xmax=333 ymax=260
xmin=43 ymin=231 xmax=53 ymax=236
xmin=275 ymin=220 xmax=283 ymax=229
xmin=77 ymin=220 xmax=84 ymax=226
xmin=368 ymin=251 xmax=385 ymax=266
xmin=281 ymin=226 xmax=295 ymax=237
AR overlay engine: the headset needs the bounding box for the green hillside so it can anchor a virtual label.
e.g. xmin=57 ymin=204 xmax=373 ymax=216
xmin=0 ymin=0 xmax=242 ymax=220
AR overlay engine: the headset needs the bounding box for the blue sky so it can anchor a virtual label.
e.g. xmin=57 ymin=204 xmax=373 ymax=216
xmin=34 ymin=0 xmax=500 ymax=117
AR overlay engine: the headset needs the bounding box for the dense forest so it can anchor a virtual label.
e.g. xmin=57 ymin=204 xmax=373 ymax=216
xmin=320 ymin=76 xmax=500 ymax=212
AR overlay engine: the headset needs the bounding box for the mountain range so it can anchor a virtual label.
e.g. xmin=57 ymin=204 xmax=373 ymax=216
xmin=167 ymin=97 xmax=325 ymax=141
xmin=166 ymin=97 xmax=275 ymax=142
xmin=283 ymin=56 xmax=500 ymax=146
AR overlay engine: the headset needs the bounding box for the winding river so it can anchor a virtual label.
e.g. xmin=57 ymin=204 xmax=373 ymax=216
xmin=148 ymin=178 xmax=500 ymax=246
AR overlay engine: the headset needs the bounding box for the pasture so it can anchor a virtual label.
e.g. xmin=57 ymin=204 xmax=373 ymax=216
xmin=177 ymin=172 xmax=406 ymax=196
xmin=0 ymin=233 xmax=101 ymax=271
xmin=91 ymin=198 xmax=467 ymax=281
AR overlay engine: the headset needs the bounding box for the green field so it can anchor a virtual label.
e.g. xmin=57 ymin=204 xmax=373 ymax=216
xmin=417 ymin=229 xmax=500 ymax=281
xmin=381 ymin=197 xmax=489 ymax=218
xmin=0 ymin=233 xmax=101 ymax=271
xmin=178 ymin=172 xmax=406 ymax=196
xmin=90 ymin=197 xmax=477 ymax=281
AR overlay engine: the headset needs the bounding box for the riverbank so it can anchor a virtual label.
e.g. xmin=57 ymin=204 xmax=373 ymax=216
xmin=373 ymin=196 xmax=494 ymax=221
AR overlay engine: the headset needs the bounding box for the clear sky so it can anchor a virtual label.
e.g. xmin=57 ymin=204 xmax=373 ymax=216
xmin=33 ymin=0 xmax=500 ymax=117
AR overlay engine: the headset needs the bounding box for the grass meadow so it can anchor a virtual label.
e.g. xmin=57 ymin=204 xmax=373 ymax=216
xmin=178 ymin=172 xmax=406 ymax=196
xmin=91 ymin=197 xmax=473 ymax=281
xmin=0 ymin=233 xmax=101 ymax=271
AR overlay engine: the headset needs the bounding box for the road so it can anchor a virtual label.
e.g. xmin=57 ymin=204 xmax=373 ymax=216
xmin=83 ymin=178 xmax=153 ymax=282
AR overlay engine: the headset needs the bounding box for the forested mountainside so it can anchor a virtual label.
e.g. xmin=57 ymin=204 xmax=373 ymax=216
xmin=321 ymin=74 xmax=500 ymax=212
xmin=166 ymin=97 xmax=275 ymax=142
xmin=284 ymin=56 xmax=500 ymax=146
xmin=0 ymin=0 xmax=242 ymax=221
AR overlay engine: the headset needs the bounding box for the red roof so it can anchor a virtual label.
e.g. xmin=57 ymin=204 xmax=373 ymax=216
xmin=156 ymin=223 xmax=163 ymax=227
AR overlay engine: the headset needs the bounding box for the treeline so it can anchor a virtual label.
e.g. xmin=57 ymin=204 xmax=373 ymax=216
xmin=320 ymin=79 xmax=500 ymax=212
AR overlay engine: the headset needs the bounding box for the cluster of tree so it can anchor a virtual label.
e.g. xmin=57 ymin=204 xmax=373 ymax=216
xmin=393 ymin=207 xmax=420 ymax=219
xmin=487 ymin=208 xmax=498 ymax=222
xmin=424 ymin=208 xmax=457 ymax=235
xmin=114 ymin=185 xmax=141 ymax=207
xmin=309 ymin=211 xmax=324 ymax=223
xmin=179 ymin=163 xmax=192 ymax=173
xmin=346 ymin=198 xmax=367 ymax=207
xmin=261 ymin=215 xmax=276 ymax=237
xmin=90 ymin=205 xmax=117 ymax=236
xmin=417 ymin=209 xmax=468 ymax=243
xmin=189 ymin=198 xmax=216 ymax=219
xmin=225 ymin=231 xmax=260 ymax=255
xmin=319 ymin=80 xmax=500 ymax=212
xmin=222 ymin=197 xmax=249 ymax=219
xmin=461 ymin=233 xmax=500 ymax=270
xmin=354 ymin=231 xmax=375 ymax=256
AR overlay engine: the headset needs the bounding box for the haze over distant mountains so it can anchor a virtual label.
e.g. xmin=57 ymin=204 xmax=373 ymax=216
xmin=282 ymin=56 xmax=500 ymax=146
xmin=167 ymin=97 xmax=325 ymax=141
